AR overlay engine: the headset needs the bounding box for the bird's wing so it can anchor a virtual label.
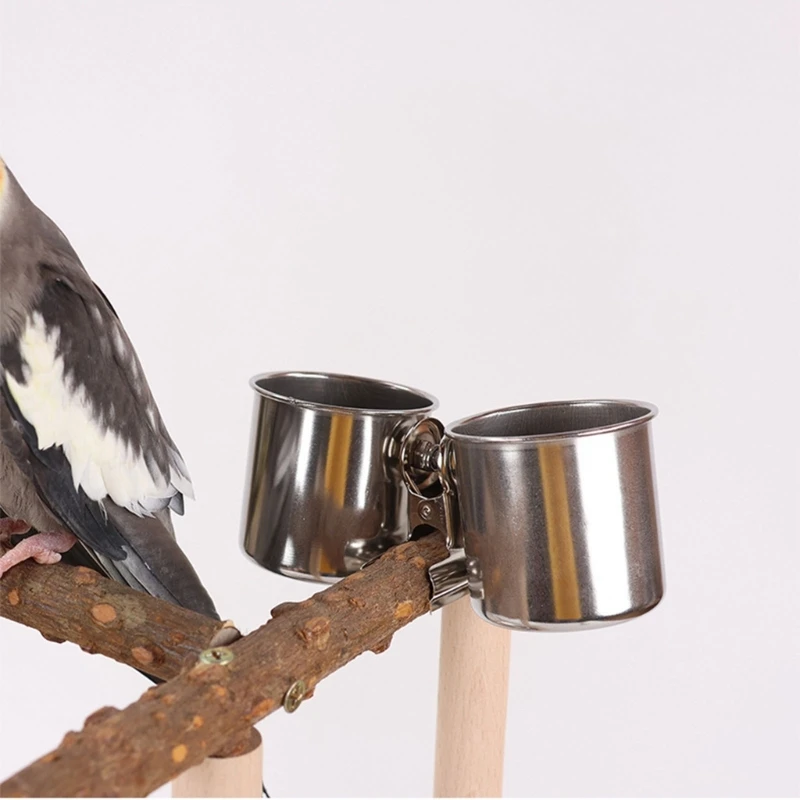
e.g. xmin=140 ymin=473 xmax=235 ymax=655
xmin=0 ymin=271 xmax=193 ymax=560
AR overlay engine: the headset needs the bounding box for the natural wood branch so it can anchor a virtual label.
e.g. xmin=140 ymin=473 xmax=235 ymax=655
xmin=0 ymin=559 xmax=233 ymax=681
xmin=1 ymin=533 xmax=448 ymax=798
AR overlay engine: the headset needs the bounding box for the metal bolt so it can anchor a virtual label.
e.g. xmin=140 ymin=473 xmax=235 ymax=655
xmin=283 ymin=679 xmax=307 ymax=713
xmin=466 ymin=557 xmax=482 ymax=580
xmin=198 ymin=646 xmax=235 ymax=666
xmin=419 ymin=503 xmax=433 ymax=521
xmin=410 ymin=440 xmax=440 ymax=473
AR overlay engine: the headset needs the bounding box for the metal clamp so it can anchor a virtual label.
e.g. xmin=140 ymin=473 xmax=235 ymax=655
xmin=427 ymin=547 xmax=470 ymax=609
xmin=400 ymin=419 xmax=469 ymax=610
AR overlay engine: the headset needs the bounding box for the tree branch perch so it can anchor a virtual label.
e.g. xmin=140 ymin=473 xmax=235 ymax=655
xmin=1 ymin=558 xmax=233 ymax=681
xmin=0 ymin=533 xmax=448 ymax=798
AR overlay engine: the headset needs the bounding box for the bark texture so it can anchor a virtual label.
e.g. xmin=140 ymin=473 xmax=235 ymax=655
xmin=0 ymin=533 xmax=448 ymax=798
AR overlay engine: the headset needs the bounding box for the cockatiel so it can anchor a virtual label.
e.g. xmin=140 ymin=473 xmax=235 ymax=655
xmin=0 ymin=158 xmax=217 ymax=619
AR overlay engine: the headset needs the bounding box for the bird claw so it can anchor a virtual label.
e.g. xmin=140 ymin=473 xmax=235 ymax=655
xmin=0 ymin=531 xmax=78 ymax=578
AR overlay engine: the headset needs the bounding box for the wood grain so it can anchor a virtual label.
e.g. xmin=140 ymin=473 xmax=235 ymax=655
xmin=433 ymin=596 xmax=511 ymax=798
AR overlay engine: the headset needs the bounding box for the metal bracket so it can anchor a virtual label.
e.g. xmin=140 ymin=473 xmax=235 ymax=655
xmin=401 ymin=421 xmax=469 ymax=610
xmin=427 ymin=547 xmax=469 ymax=609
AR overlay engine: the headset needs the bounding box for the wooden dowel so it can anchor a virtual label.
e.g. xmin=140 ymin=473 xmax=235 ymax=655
xmin=172 ymin=729 xmax=263 ymax=798
xmin=433 ymin=596 xmax=511 ymax=798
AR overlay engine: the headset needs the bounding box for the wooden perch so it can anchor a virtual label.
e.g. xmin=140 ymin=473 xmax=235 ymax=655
xmin=0 ymin=560 xmax=233 ymax=681
xmin=1 ymin=533 xmax=449 ymax=798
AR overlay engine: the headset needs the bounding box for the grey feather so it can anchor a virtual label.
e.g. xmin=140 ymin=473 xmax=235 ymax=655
xmin=0 ymin=160 xmax=218 ymax=620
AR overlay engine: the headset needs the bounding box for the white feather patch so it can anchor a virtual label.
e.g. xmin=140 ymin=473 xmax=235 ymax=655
xmin=5 ymin=312 xmax=193 ymax=515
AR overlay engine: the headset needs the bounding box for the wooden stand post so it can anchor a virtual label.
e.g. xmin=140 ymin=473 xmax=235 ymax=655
xmin=172 ymin=731 xmax=263 ymax=798
xmin=433 ymin=596 xmax=511 ymax=798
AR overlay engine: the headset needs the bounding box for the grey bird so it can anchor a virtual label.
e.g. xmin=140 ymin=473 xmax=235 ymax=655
xmin=0 ymin=158 xmax=218 ymax=619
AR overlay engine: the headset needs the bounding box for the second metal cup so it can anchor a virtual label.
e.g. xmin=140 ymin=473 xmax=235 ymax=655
xmin=445 ymin=400 xmax=664 ymax=630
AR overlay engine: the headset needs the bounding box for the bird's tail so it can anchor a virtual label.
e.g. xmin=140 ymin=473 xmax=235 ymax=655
xmin=57 ymin=505 xmax=217 ymax=620
xmin=98 ymin=504 xmax=219 ymax=620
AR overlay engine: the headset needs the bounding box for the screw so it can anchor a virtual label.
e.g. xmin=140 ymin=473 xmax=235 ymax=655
xmin=199 ymin=646 xmax=235 ymax=665
xmin=284 ymin=679 xmax=307 ymax=713
xmin=419 ymin=503 xmax=433 ymax=521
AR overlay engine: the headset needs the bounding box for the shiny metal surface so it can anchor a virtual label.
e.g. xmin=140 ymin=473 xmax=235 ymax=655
xmin=242 ymin=371 xmax=438 ymax=581
xmin=427 ymin=548 xmax=470 ymax=609
xmin=445 ymin=400 xmax=664 ymax=630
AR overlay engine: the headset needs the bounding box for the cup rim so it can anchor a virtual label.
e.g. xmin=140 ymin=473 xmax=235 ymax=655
xmin=445 ymin=399 xmax=658 ymax=443
xmin=249 ymin=370 xmax=439 ymax=416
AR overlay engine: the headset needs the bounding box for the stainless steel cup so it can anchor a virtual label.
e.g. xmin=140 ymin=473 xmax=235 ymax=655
xmin=444 ymin=400 xmax=664 ymax=631
xmin=242 ymin=371 xmax=438 ymax=582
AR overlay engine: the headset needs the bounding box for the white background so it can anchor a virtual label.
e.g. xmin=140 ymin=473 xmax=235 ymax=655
xmin=1 ymin=2 xmax=798 ymax=796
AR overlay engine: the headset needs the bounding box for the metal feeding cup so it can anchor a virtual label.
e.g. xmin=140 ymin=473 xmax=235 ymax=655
xmin=242 ymin=371 xmax=664 ymax=632
xmin=241 ymin=372 xmax=438 ymax=581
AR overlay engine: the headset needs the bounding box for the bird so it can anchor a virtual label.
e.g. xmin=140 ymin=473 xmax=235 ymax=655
xmin=0 ymin=157 xmax=218 ymax=619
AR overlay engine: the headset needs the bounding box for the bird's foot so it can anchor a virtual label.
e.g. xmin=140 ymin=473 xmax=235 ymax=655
xmin=0 ymin=531 xmax=78 ymax=578
xmin=0 ymin=517 xmax=31 ymax=545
